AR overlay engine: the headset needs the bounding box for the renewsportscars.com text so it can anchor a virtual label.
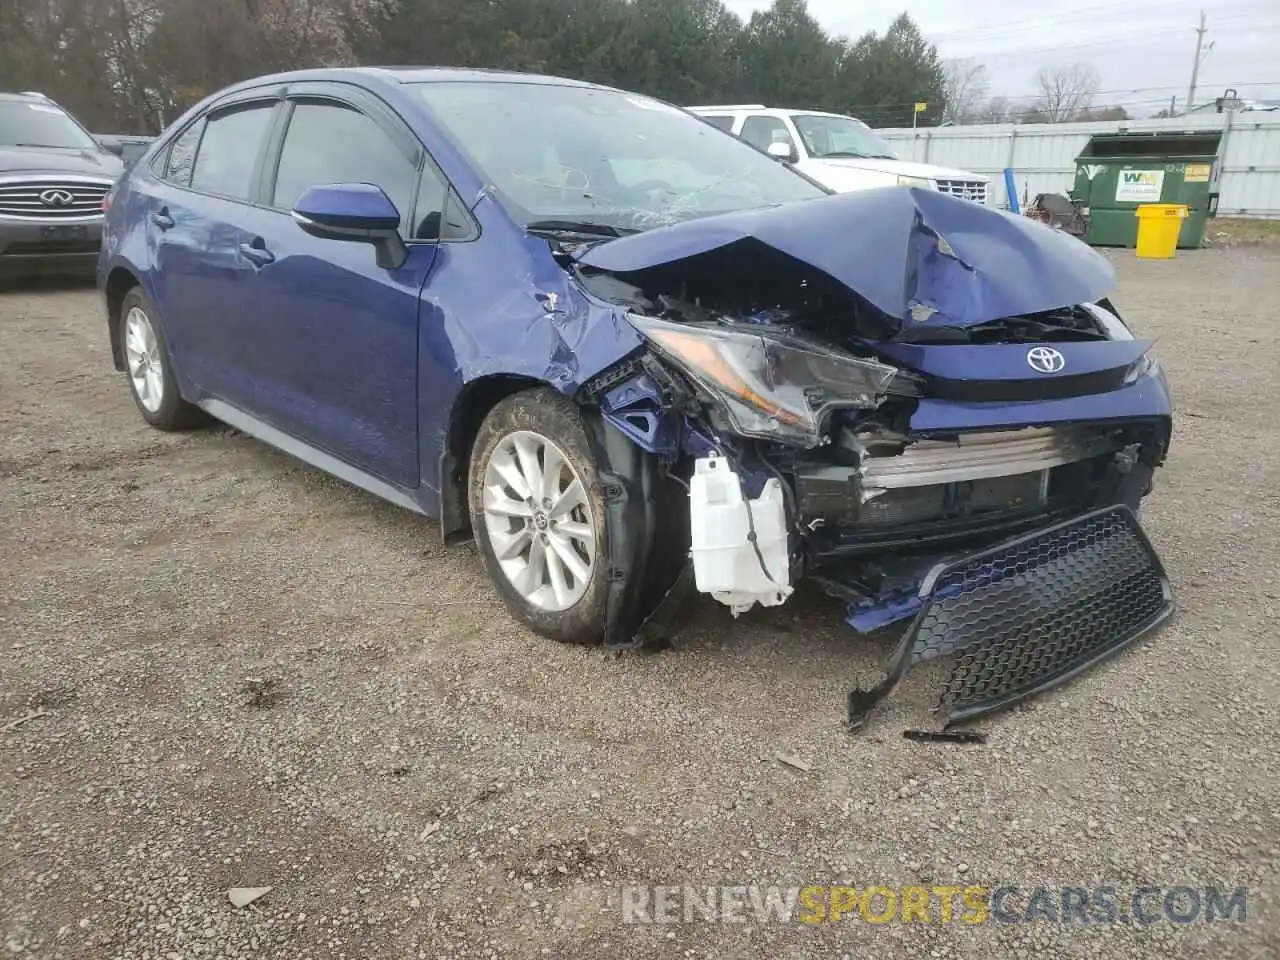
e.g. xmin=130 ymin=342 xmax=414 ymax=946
xmin=620 ymin=884 xmax=1249 ymax=925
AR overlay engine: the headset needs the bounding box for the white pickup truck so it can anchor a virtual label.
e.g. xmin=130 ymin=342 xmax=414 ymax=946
xmin=688 ymin=104 xmax=990 ymax=204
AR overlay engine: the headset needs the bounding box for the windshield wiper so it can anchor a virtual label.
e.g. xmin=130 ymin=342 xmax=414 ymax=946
xmin=525 ymin=219 xmax=635 ymax=238
xmin=9 ymin=143 xmax=76 ymax=149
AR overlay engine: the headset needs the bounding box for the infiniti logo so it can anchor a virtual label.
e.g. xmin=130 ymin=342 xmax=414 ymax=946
xmin=1026 ymin=346 xmax=1066 ymax=374
xmin=39 ymin=188 xmax=76 ymax=207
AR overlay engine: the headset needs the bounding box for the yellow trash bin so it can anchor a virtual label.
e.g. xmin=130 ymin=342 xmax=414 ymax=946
xmin=1134 ymin=204 xmax=1188 ymax=259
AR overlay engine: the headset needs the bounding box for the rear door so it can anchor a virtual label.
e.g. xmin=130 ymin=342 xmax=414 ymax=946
xmin=147 ymin=92 xmax=282 ymax=409
xmin=233 ymin=84 xmax=445 ymax=488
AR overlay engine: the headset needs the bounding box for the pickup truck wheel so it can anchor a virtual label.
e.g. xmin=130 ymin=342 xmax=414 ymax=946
xmin=119 ymin=287 xmax=205 ymax=431
xmin=469 ymin=389 xmax=609 ymax=645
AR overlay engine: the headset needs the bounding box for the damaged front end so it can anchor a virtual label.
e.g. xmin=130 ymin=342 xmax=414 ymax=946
xmin=572 ymin=186 xmax=1175 ymax=730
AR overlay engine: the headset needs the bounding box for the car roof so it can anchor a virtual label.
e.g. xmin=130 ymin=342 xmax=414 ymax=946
xmin=220 ymin=66 xmax=615 ymax=94
xmin=0 ymin=91 xmax=56 ymax=103
xmin=690 ymin=105 xmax=854 ymax=120
xmin=372 ymin=67 xmax=606 ymax=87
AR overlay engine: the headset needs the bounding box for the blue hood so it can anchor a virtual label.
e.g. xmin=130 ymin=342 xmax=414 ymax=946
xmin=574 ymin=187 xmax=1116 ymax=330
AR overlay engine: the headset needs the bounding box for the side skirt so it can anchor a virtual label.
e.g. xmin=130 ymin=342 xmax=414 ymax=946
xmin=198 ymin=398 xmax=431 ymax=517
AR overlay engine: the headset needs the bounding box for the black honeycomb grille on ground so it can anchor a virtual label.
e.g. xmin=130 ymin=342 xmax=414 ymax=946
xmin=907 ymin=505 xmax=1172 ymax=723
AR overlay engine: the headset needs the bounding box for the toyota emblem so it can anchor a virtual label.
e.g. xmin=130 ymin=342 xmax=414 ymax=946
xmin=39 ymin=188 xmax=75 ymax=207
xmin=1026 ymin=346 xmax=1066 ymax=374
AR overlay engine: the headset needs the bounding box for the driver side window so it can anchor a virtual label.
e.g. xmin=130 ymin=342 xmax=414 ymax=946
xmin=740 ymin=115 xmax=795 ymax=155
xmin=271 ymin=100 xmax=424 ymax=235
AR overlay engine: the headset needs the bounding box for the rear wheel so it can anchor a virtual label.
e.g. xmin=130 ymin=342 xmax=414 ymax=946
xmin=469 ymin=389 xmax=610 ymax=644
xmin=118 ymin=287 xmax=205 ymax=431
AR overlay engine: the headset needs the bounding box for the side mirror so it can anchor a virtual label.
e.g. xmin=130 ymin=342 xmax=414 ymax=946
xmin=292 ymin=182 xmax=407 ymax=269
xmin=766 ymin=141 xmax=796 ymax=163
xmin=99 ymin=137 xmax=125 ymax=157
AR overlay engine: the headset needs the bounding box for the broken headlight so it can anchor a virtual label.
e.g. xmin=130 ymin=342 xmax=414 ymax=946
xmin=1123 ymin=350 xmax=1161 ymax=385
xmin=629 ymin=314 xmax=903 ymax=447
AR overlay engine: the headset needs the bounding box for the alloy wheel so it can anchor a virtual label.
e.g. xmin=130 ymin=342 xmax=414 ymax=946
xmin=481 ymin=430 xmax=596 ymax=611
xmin=123 ymin=306 xmax=164 ymax=413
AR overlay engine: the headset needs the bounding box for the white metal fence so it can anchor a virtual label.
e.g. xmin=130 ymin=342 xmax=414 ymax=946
xmin=877 ymin=113 xmax=1280 ymax=218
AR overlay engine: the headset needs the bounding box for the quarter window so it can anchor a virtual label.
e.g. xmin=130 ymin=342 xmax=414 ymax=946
xmin=700 ymin=114 xmax=735 ymax=132
xmin=189 ymin=104 xmax=275 ymax=200
xmin=162 ymin=120 xmax=204 ymax=186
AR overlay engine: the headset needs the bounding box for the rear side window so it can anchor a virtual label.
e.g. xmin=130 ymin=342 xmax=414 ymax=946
xmin=700 ymin=114 xmax=735 ymax=131
xmin=189 ymin=103 xmax=275 ymax=201
xmin=161 ymin=120 xmax=203 ymax=186
xmin=271 ymin=101 xmax=420 ymax=224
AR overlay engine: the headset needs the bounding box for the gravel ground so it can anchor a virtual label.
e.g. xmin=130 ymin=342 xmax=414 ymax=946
xmin=2 ymin=248 xmax=1279 ymax=959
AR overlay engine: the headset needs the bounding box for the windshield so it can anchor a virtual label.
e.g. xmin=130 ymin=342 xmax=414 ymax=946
xmin=0 ymin=100 xmax=99 ymax=150
xmin=791 ymin=114 xmax=898 ymax=160
xmin=414 ymin=82 xmax=826 ymax=232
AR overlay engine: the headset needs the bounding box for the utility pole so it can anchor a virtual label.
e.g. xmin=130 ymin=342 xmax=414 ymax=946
xmin=1186 ymin=11 xmax=1213 ymax=113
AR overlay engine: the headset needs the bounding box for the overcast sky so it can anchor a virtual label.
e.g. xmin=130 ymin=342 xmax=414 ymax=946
xmin=722 ymin=0 xmax=1280 ymax=116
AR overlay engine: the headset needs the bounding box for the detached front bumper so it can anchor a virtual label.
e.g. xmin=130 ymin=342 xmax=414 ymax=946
xmin=847 ymin=503 xmax=1174 ymax=729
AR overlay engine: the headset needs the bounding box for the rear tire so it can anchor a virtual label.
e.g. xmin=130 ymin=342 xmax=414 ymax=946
xmin=118 ymin=286 xmax=205 ymax=431
xmin=469 ymin=389 xmax=611 ymax=645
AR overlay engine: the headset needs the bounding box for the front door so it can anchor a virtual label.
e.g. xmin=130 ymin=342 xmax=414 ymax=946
xmin=235 ymin=90 xmax=443 ymax=490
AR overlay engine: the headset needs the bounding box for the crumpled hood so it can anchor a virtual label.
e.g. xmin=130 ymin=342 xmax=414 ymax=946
xmin=574 ymin=186 xmax=1115 ymax=329
xmin=0 ymin=146 xmax=122 ymax=178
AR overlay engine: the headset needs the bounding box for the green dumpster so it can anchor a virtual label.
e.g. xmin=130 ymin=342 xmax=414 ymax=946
xmin=1071 ymin=131 xmax=1221 ymax=249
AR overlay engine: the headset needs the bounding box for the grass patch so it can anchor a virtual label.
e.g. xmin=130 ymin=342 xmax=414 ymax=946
xmin=1206 ymin=217 xmax=1280 ymax=245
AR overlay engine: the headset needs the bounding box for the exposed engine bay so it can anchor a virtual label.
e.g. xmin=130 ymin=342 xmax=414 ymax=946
xmin=580 ymin=258 xmax=1163 ymax=606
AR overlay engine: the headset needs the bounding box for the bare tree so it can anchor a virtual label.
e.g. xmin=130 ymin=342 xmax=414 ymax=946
xmin=1075 ymin=104 xmax=1129 ymax=122
xmin=969 ymin=95 xmax=1018 ymax=124
xmin=1033 ymin=61 xmax=1101 ymax=122
xmin=941 ymin=57 xmax=988 ymax=123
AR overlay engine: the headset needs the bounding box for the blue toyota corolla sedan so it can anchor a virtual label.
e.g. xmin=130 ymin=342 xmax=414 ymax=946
xmin=98 ymin=67 xmax=1175 ymax=729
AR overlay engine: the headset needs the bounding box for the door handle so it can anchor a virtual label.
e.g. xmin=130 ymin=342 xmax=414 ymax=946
xmin=151 ymin=209 xmax=174 ymax=230
xmin=239 ymin=240 xmax=276 ymax=268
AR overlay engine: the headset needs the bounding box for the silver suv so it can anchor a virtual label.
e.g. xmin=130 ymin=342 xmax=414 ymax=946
xmin=0 ymin=91 xmax=123 ymax=280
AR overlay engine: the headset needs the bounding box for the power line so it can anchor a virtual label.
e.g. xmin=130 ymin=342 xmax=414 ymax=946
xmin=846 ymin=90 xmax=1274 ymax=124
xmin=819 ymin=81 xmax=1280 ymax=116
xmin=925 ymin=0 xmax=1261 ymax=42
xmin=947 ymin=17 xmax=1269 ymax=46
xmin=945 ymin=24 xmax=1279 ymax=63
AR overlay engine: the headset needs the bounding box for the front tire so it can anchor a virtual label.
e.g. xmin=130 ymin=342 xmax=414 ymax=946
xmin=118 ymin=287 xmax=205 ymax=431
xmin=469 ymin=389 xmax=611 ymax=645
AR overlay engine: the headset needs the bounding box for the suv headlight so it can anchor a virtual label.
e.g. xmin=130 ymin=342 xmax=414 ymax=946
xmin=629 ymin=314 xmax=910 ymax=447
xmin=896 ymin=175 xmax=934 ymax=189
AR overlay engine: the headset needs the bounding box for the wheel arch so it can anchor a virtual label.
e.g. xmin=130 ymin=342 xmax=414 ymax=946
xmin=437 ymin=373 xmax=547 ymax=541
xmin=104 ymin=265 xmax=144 ymax=371
xmin=440 ymin=373 xmax=690 ymax=647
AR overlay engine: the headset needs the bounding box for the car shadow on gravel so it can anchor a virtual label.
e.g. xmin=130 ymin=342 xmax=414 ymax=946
xmin=181 ymin=416 xmax=905 ymax=723
xmin=0 ymin=274 xmax=98 ymax=295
